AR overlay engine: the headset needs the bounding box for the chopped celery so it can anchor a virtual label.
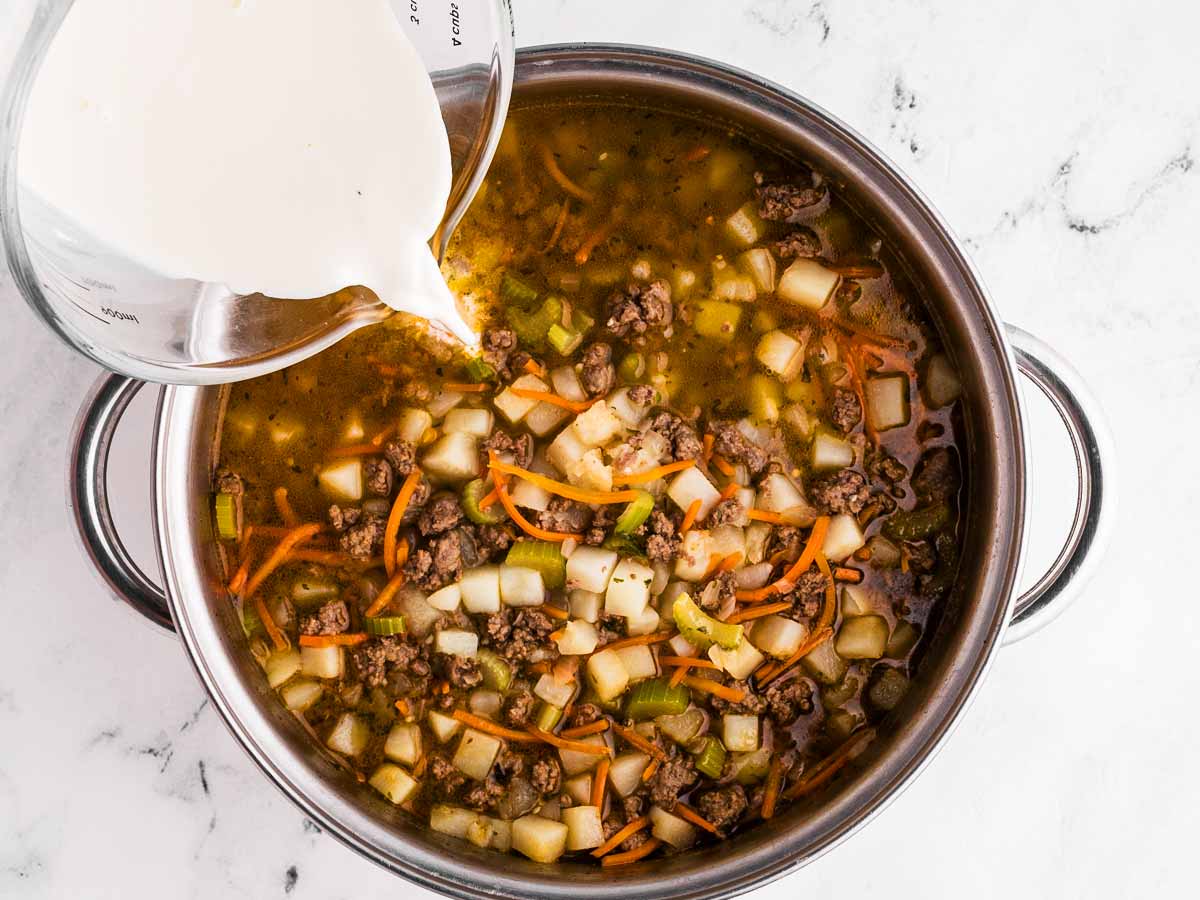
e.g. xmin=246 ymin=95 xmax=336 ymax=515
xmin=511 ymin=296 xmax=564 ymax=347
xmin=614 ymin=491 xmax=655 ymax=534
xmin=462 ymin=479 xmax=507 ymax=525
xmin=624 ymin=679 xmax=690 ymax=720
xmin=504 ymin=541 xmax=566 ymax=590
xmin=534 ymin=701 xmax=563 ymax=732
xmin=881 ymin=503 xmax=951 ymax=541
xmin=500 ymin=271 xmax=539 ymax=307
xmin=547 ymin=323 xmax=583 ymax=355
xmin=464 ymin=357 xmax=496 ymax=383
xmin=691 ymin=736 xmax=727 ymax=779
xmin=214 ymin=492 xmax=239 ymax=541
xmin=693 ymin=300 xmax=743 ymax=342
xmin=673 ymin=595 xmax=743 ymax=651
xmin=724 ymin=201 xmax=766 ymax=247
xmin=477 ymin=649 xmax=513 ymax=692
xmin=655 ymin=708 xmax=705 ymax=745
xmin=618 ymin=351 xmax=645 ymax=381
xmin=865 ymin=666 xmax=909 ymax=713
xmin=601 ymin=533 xmax=646 ymax=561
xmin=365 ymin=616 xmax=407 ymax=637
xmin=730 ymin=747 xmax=771 ymax=785
xmin=820 ymin=675 xmax=860 ymax=709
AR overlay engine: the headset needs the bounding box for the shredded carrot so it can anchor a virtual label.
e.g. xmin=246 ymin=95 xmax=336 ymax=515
xmin=542 ymin=604 xmax=570 ymax=621
xmin=326 ymin=442 xmax=388 ymax=459
xmin=393 ymin=540 xmax=410 ymax=572
xmin=574 ymin=218 xmax=618 ymax=266
xmin=384 ymin=469 xmax=423 ymax=577
xmin=412 ymin=755 xmax=429 ymax=778
xmin=815 ymin=551 xmax=837 ymax=631
xmin=610 ymin=722 xmax=668 ymax=762
xmin=364 ymin=568 xmax=408 ymax=618
xmin=715 ymin=551 xmax=743 ymax=574
xmin=679 ymin=498 xmax=703 ymax=534
xmin=725 ymin=600 xmax=792 ymax=625
xmin=478 ymin=487 xmax=500 ymax=511
xmin=669 ymin=666 xmax=688 ymax=687
xmin=522 ymin=358 xmax=546 ymax=378
xmin=298 ymin=633 xmax=368 ymax=648
xmin=450 ymin=709 xmax=543 ymax=743
xmin=247 ymin=524 xmax=328 ymax=540
xmin=699 ymin=553 xmax=726 ymax=581
xmin=853 ymin=546 xmax=872 ymax=562
xmin=543 ymin=199 xmax=571 ymax=253
xmin=782 ymin=729 xmax=875 ymax=801
xmin=541 ymin=144 xmax=595 ymax=203
xmin=243 ymin=523 xmax=323 ymax=599
xmin=528 ymin=660 xmax=552 ymax=676
xmin=273 ymin=487 xmax=300 ymax=527
xmin=680 ymin=676 xmax=746 ymax=704
xmin=368 ymin=424 xmax=395 ymax=446
xmin=495 ymin=480 xmax=582 ymax=542
xmin=601 ymin=837 xmax=661 ymax=866
xmin=508 ymin=387 xmax=594 ymax=414
xmin=756 ymin=626 xmax=833 ymax=687
xmin=559 ymin=719 xmax=610 ymax=739
xmin=591 ymin=757 xmax=610 ymax=809
xmin=227 ymin=553 xmax=253 ymax=596
xmin=598 ymin=631 xmax=674 ymax=654
xmin=830 ymin=260 xmax=885 ymax=279
xmin=443 ymin=382 xmax=490 ymax=393
xmin=592 ymin=815 xmax=651 ymax=858
xmin=488 ymin=460 xmax=639 ymax=504
xmin=527 ymin=726 xmax=613 ymax=756
xmin=394 ymin=699 xmax=410 ymax=716
xmin=659 ymin=656 xmax=721 ymax=671
xmin=551 ymin=655 xmax=580 ymax=685
xmin=255 ymin=594 xmax=289 ymax=651
xmin=833 ymin=566 xmax=863 ymax=583
xmin=711 ymin=455 xmax=735 ymax=477
xmin=737 ymin=516 xmax=831 ymax=602
xmin=681 ymin=144 xmax=711 ymax=163
xmin=674 ymin=802 xmax=721 ymax=835
xmin=549 ymin=627 xmax=567 ymax=642
xmin=761 ymin=754 xmax=784 ymax=819
xmin=701 ymin=433 xmax=715 ymax=465
xmin=746 ymin=509 xmax=786 ymax=525
xmin=611 ymin=459 xmax=696 ymax=486
xmin=717 ymin=481 xmax=740 ymax=502
xmin=642 ymin=758 xmax=661 ymax=781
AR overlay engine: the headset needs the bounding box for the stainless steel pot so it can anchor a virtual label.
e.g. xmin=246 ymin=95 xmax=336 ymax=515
xmin=67 ymin=45 xmax=1115 ymax=900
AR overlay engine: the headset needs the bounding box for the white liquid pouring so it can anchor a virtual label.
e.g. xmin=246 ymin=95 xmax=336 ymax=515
xmin=19 ymin=0 xmax=473 ymax=343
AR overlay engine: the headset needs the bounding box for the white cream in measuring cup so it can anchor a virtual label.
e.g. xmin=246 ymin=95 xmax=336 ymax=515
xmin=19 ymin=0 xmax=472 ymax=342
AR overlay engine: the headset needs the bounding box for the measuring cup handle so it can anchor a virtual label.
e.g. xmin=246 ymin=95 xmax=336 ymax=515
xmin=68 ymin=373 xmax=175 ymax=633
xmin=1002 ymin=325 xmax=1117 ymax=644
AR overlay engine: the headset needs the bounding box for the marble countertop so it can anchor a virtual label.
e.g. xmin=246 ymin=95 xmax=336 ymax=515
xmin=1 ymin=1 xmax=1193 ymax=896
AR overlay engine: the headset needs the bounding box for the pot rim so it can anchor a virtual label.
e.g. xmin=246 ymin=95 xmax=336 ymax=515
xmin=153 ymin=43 xmax=1027 ymax=900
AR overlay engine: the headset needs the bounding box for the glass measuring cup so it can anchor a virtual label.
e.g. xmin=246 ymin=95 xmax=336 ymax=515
xmin=0 ymin=0 xmax=514 ymax=384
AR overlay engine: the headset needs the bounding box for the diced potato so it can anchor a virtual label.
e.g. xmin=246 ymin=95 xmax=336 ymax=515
xmin=605 ymin=558 xmax=655 ymax=618
xmin=558 ymin=733 xmax=608 ymax=776
xmin=865 ymin=375 xmax=910 ymax=431
xmin=755 ymin=330 xmax=805 ymax=380
xmin=512 ymin=815 xmax=569 ymax=863
xmin=466 ymin=816 xmax=498 ymax=849
xmin=510 ymin=477 xmax=553 ymax=511
xmin=738 ymin=247 xmax=778 ymax=293
xmin=693 ymin=300 xmax=743 ymax=342
xmin=428 ymin=389 xmax=465 ymax=420
xmin=488 ymin=818 xmax=513 ymax=852
xmin=722 ymin=714 xmax=760 ymax=752
xmin=573 ymin=448 xmax=613 ymax=492
xmin=756 ymin=472 xmax=816 ymax=527
xmin=835 ymin=614 xmax=890 ymax=659
xmin=265 ymin=649 xmax=301 ymax=688
xmin=317 ymin=459 xmax=363 ymax=502
xmin=442 ymin=407 xmax=494 ymax=437
xmin=752 ymin=615 xmax=808 ymax=659
xmin=801 ymin=636 xmax=848 ymax=685
xmin=625 ymin=604 xmax=661 ymax=637
xmin=615 ymin=644 xmax=658 ymax=682
xmin=781 ymin=403 xmax=815 ymax=440
xmin=568 ymin=588 xmax=603 ymax=623
xmin=650 ymin=805 xmax=699 ymax=850
xmin=384 ymin=722 xmax=423 ymax=767
xmin=500 ymin=565 xmax=545 ymax=607
xmin=667 ymin=467 xmax=721 ymax=521
xmin=460 ymin=565 xmax=501 ymax=614
xmin=494 ymin=374 xmax=550 ymax=424
xmin=426 ymin=582 xmax=462 ymax=612
xmin=587 ymin=648 xmax=630 ymax=702
xmin=608 ymin=752 xmax=651 ymax=797
xmin=267 ymin=418 xmax=304 ymax=447
xmin=555 ymin=620 xmax=600 ymax=655
xmin=435 ymin=629 xmax=478 ymax=658
xmin=712 ymin=257 xmax=757 ymax=301
xmin=551 ymin=366 xmax=587 ymax=403
xmin=745 ymin=521 xmax=773 ymax=565
xmin=427 ymin=709 xmax=464 ymax=743
xmin=453 ymin=729 xmax=502 ymax=780
xmin=747 ymin=374 xmax=783 ymax=424
xmin=668 ymin=632 xmax=701 ymax=658
xmin=525 ymin=401 xmax=571 ymax=438
xmin=469 ymin=688 xmax=503 ymax=720
xmin=421 ymin=432 xmax=480 ymax=483
xmin=547 ymin=426 xmax=590 ymax=477
xmin=841 ymin=583 xmax=874 ymax=618
xmin=398 ymin=408 xmax=433 ymax=443
xmin=430 ymin=804 xmax=480 ymax=838
xmin=924 ymin=353 xmax=962 ymax=408
xmin=608 ymin=387 xmax=655 ymax=428
xmin=777 ymin=258 xmax=840 ymax=310
xmin=811 ymin=431 xmax=855 ymax=472
xmin=326 ymin=713 xmax=369 ymax=757
xmin=725 ymin=201 xmax=766 ymax=247
xmin=280 ymin=679 xmax=323 ymax=712
xmin=563 ymin=805 xmax=605 ymax=851
xmin=674 ymin=529 xmax=713 ymax=582
xmin=300 ymin=645 xmax=343 ymax=680
xmin=566 ymin=546 xmax=619 ymax=593
xmin=564 ymin=773 xmax=593 ymax=806
xmin=571 ymin=401 xmax=625 ymax=447
xmin=399 ymin=587 xmax=440 ymax=638
xmin=709 ymin=524 xmax=748 ymax=560
xmin=369 ymin=763 xmax=419 ymax=805
xmin=534 ymin=673 xmax=576 ymax=708
xmin=708 ymin=638 xmax=765 ymax=680
xmin=823 ymin=513 xmax=866 ymax=562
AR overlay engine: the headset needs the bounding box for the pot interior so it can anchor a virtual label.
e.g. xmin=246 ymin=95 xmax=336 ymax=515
xmin=156 ymin=45 xmax=1025 ymax=900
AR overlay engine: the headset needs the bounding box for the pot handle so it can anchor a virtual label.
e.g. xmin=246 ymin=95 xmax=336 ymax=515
xmin=68 ymin=373 xmax=176 ymax=633
xmin=1003 ymin=325 xmax=1116 ymax=644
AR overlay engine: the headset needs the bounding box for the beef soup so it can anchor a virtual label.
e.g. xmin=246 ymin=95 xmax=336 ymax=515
xmin=213 ymin=100 xmax=965 ymax=866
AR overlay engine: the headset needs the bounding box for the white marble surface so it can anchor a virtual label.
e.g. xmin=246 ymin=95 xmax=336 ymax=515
xmin=0 ymin=1 xmax=1194 ymax=896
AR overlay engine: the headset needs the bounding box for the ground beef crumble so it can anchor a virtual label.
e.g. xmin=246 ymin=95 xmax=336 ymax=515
xmin=605 ymin=280 xmax=674 ymax=340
